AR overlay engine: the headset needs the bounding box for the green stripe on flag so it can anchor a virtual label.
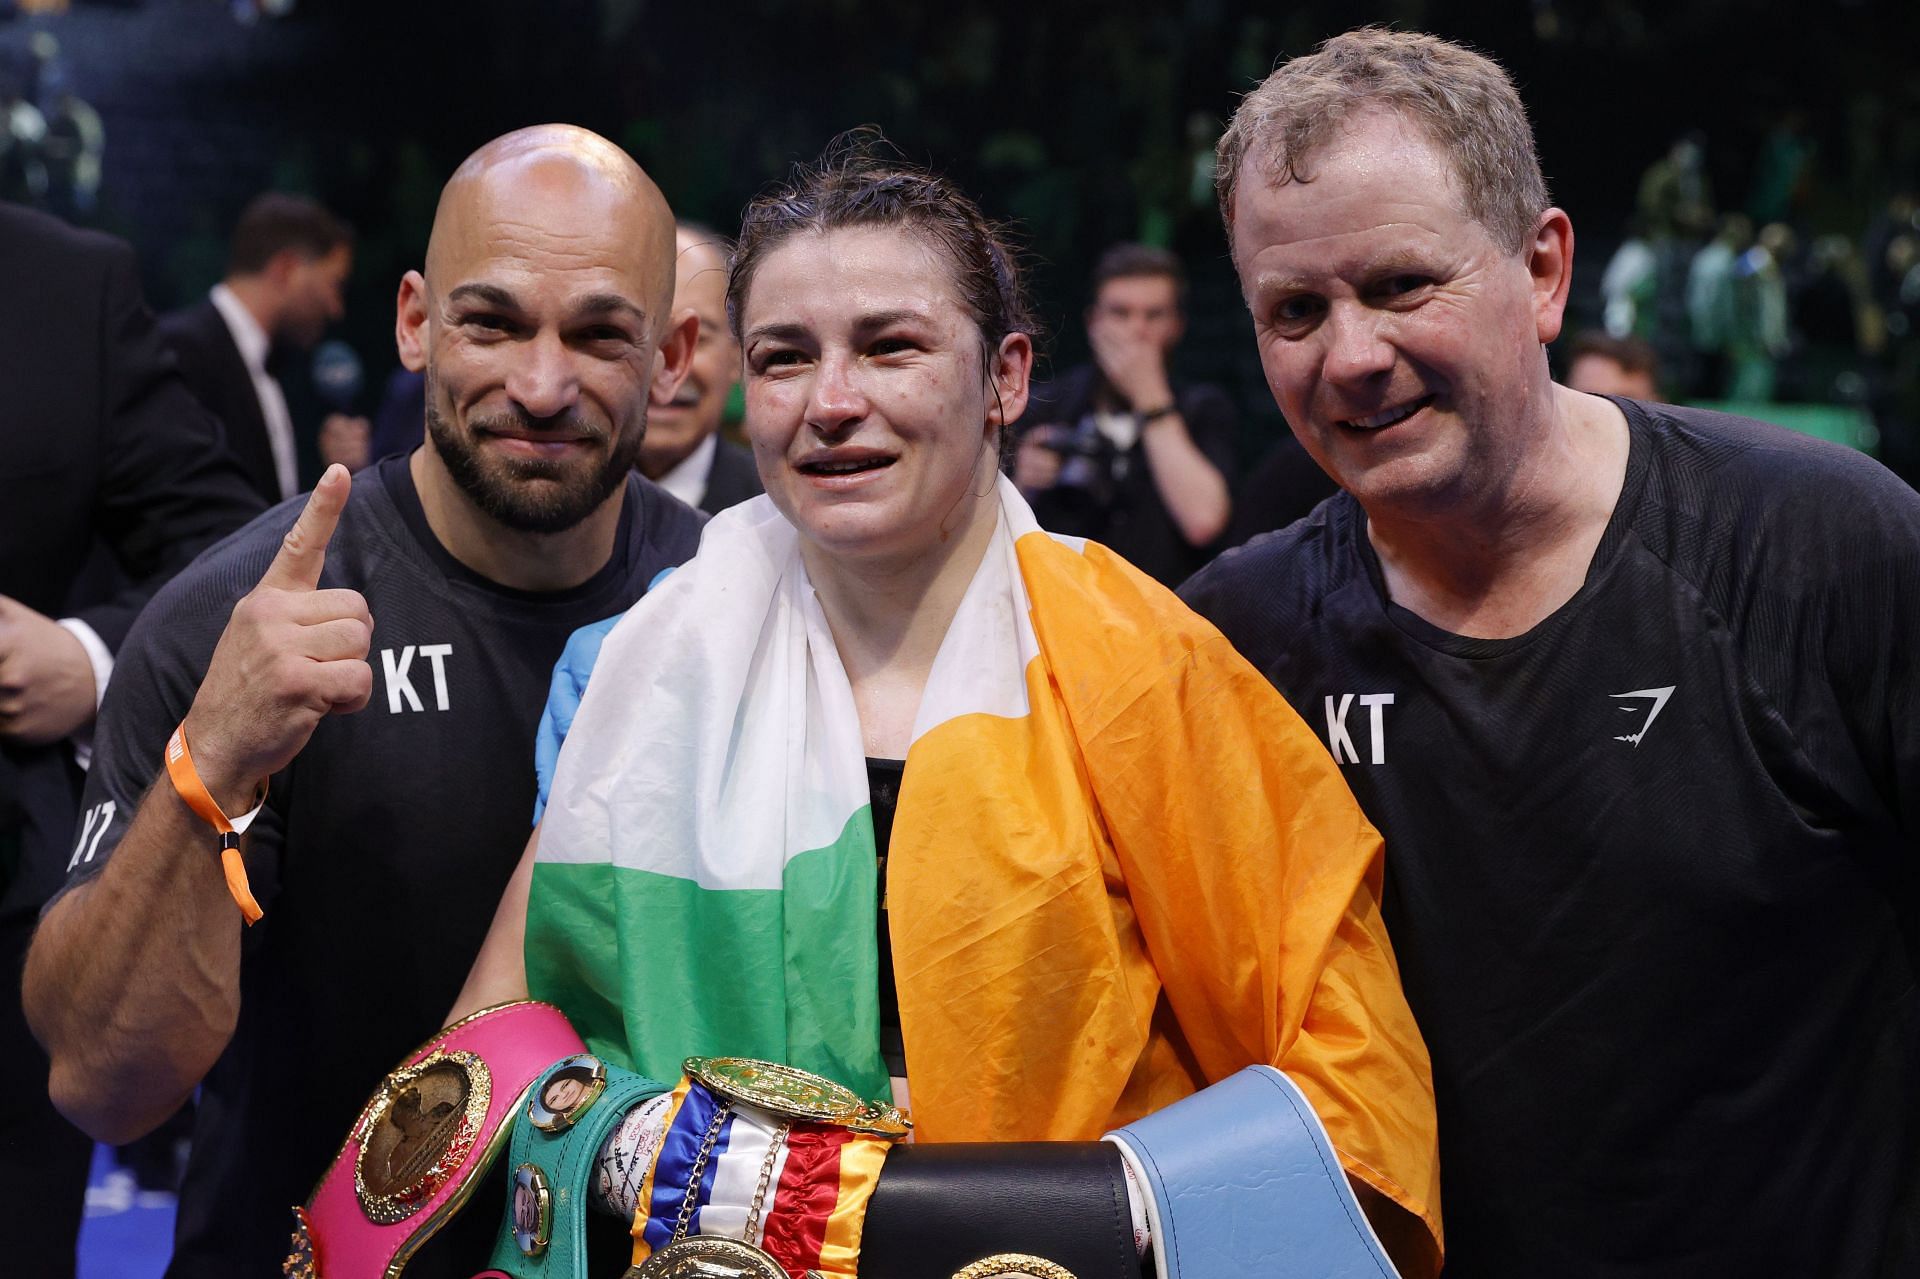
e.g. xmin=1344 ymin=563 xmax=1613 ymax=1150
xmin=525 ymin=807 xmax=887 ymax=1100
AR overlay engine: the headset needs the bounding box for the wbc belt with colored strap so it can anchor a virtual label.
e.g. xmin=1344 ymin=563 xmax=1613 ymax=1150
xmin=288 ymin=1001 xmax=587 ymax=1279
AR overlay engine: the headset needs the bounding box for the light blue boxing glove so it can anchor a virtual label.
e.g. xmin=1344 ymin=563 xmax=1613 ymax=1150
xmin=1105 ymin=1066 xmax=1402 ymax=1279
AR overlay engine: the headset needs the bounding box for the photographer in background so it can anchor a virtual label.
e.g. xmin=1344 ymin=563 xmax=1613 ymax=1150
xmin=1013 ymin=244 xmax=1236 ymax=585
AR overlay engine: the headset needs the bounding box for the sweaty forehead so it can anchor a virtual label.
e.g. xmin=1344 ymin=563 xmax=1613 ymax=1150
xmin=746 ymin=225 xmax=965 ymax=324
xmin=1239 ymin=113 xmax=1460 ymax=225
xmin=429 ymin=151 xmax=675 ymax=317
xmin=1232 ymin=124 xmax=1499 ymax=282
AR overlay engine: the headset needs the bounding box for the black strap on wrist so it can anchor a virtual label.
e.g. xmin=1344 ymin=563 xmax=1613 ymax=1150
xmin=859 ymin=1141 xmax=1142 ymax=1279
xmin=1136 ymin=403 xmax=1178 ymax=424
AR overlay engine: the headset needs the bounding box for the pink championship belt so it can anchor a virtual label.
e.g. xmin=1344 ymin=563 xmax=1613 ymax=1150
xmin=285 ymin=1000 xmax=586 ymax=1279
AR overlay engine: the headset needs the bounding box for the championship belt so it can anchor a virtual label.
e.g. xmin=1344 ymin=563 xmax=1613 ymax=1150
xmin=858 ymin=1143 xmax=1135 ymax=1279
xmin=484 ymin=1055 xmax=672 ymax=1278
xmin=286 ymin=1001 xmax=587 ymax=1279
xmin=624 ymin=1057 xmax=910 ymax=1279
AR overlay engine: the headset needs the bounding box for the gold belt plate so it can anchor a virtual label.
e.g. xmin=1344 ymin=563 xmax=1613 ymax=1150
xmin=624 ymin=1235 xmax=790 ymax=1279
xmin=683 ymin=1055 xmax=911 ymax=1137
xmin=351 ymin=1049 xmax=492 ymax=1225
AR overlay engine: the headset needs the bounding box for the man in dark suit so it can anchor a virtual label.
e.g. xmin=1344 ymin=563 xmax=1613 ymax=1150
xmin=161 ymin=192 xmax=368 ymax=504
xmin=0 ymin=200 xmax=263 ymax=1277
xmin=638 ymin=223 xmax=762 ymax=513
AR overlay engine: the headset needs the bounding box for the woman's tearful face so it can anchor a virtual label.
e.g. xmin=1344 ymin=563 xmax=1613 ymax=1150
xmin=737 ymin=225 xmax=1004 ymax=569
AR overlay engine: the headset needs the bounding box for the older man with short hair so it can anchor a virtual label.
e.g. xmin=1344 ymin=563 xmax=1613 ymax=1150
xmin=636 ymin=222 xmax=762 ymax=514
xmin=1184 ymin=27 xmax=1920 ymax=1276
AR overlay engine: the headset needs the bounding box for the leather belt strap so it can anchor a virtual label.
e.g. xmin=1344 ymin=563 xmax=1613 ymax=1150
xmin=291 ymin=1001 xmax=586 ymax=1279
xmin=486 ymin=1059 xmax=671 ymax=1278
xmin=859 ymin=1141 xmax=1138 ymax=1279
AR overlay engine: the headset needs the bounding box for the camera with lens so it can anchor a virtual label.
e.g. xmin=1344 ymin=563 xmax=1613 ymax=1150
xmin=1029 ymin=416 xmax=1124 ymax=507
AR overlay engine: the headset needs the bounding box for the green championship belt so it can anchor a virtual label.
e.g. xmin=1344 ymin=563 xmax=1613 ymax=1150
xmin=486 ymin=1054 xmax=671 ymax=1278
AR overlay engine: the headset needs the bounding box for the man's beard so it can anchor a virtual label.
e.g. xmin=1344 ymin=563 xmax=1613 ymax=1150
xmin=425 ymin=396 xmax=644 ymax=535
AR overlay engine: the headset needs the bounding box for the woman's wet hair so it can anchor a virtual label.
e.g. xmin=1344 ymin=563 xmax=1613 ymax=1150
xmin=727 ymin=128 xmax=1039 ymax=354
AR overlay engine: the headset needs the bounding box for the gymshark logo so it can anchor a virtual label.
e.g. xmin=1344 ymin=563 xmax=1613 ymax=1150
xmin=1611 ymin=686 xmax=1676 ymax=746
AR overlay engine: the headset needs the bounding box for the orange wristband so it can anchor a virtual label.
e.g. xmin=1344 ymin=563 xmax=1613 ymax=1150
xmin=164 ymin=723 xmax=267 ymax=925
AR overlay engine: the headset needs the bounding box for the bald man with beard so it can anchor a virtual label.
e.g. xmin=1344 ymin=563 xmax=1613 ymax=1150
xmin=24 ymin=126 xmax=707 ymax=1278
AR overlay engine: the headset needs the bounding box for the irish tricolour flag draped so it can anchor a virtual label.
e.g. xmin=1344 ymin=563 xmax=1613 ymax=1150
xmin=528 ymin=486 xmax=902 ymax=1100
xmin=526 ymin=479 xmax=1443 ymax=1255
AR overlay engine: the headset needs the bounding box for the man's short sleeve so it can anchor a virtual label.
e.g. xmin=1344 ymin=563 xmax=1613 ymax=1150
xmin=1810 ymin=477 xmax=1920 ymax=843
xmin=57 ymin=548 xmax=264 ymax=897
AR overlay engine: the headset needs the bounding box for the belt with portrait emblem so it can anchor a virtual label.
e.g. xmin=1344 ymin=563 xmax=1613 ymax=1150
xmin=482 ymin=1053 xmax=672 ymax=1278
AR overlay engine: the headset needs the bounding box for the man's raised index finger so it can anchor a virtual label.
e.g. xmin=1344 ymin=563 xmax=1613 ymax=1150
xmin=260 ymin=464 xmax=351 ymax=592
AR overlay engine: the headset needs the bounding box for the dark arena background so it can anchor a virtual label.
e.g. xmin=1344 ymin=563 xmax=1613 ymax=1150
xmin=1 ymin=1 xmax=1917 ymax=1273
xmin=4 ymin=0 xmax=1919 ymax=479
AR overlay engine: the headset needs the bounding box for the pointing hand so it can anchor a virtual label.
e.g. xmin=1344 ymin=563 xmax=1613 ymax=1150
xmin=180 ymin=466 xmax=373 ymax=812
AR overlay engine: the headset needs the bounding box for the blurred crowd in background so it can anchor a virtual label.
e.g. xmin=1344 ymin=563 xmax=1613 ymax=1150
xmin=3 ymin=0 xmax=1918 ymax=489
xmin=2 ymin=1 xmax=1918 ymax=1268
xmin=1594 ymin=128 xmax=1920 ymax=470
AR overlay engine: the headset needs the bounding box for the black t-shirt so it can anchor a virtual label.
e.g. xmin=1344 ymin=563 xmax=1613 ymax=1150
xmin=867 ymin=756 xmax=906 ymax=1078
xmin=1181 ymin=400 xmax=1920 ymax=1277
xmin=1020 ymin=363 xmax=1238 ymax=587
xmin=63 ymin=455 xmax=705 ymax=1279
